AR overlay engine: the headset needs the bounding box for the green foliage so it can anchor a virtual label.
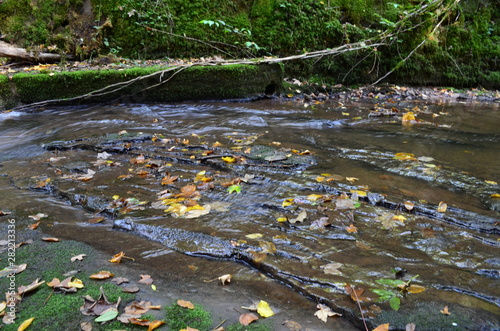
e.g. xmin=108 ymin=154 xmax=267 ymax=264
xmin=165 ymin=302 xmax=212 ymax=331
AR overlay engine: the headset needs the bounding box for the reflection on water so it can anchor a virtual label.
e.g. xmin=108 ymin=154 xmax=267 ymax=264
xmin=0 ymin=98 xmax=499 ymax=329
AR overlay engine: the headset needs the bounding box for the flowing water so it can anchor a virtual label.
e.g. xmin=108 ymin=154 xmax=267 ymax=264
xmin=0 ymin=97 xmax=499 ymax=330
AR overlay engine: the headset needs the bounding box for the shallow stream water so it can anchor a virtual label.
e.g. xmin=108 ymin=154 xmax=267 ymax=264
xmin=0 ymin=97 xmax=499 ymax=330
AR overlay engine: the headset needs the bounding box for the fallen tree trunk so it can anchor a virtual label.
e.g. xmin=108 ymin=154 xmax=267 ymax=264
xmin=0 ymin=41 xmax=67 ymax=63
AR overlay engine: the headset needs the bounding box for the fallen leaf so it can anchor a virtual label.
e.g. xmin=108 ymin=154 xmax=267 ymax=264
xmin=41 ymin=237 xmax=59 ymax=242
xmin=246 ymin=233 xmax=263 ymax=239
xmin=406 ymin=284 xmax=425 ymax=294
xmin=314 ymin=304 xmax=341 ymax=322
xmin=372 ymin=323 xmax=390 ymax=331
xmin=404 ymin=201 xmax=414 ymax=210
xmin=17 ymin=279 xmax=45 ymax=295
xmin=161 ymin=173 xmax=179 ymax=185
xmin=95 ymin=307 xmax=118 ymax=322
xmin=177 ymin=299 xmax=194 ymax=309
xmin=440 ymin=305 xmax=450 ymax=315
xmin=90 ymin=271 xmax=115 ymax=280
xmin=346 ymin=224 xmax=358 ymax=233
xmin=122 ymin=285 xmax=140 ymax=293
xmin=88 ymin=216 xmax=105 ymax=224
xmin=437 ymin=201 xmax=447 ymax=212
xmin=259 ymin=241 xmax=277 ymax=254
xmin=320 ymin=262 xmax=343 ymax=276
xmin=179 ymin=328 xmax=199 ymax=331
xmin=485 ymin=180 xmax=497 ymax=185
xmin=282 ymin=198 xmax=294 ymax=207
xmin=282 ymin=320 xmax=302 ymax=331
xmin=138 ymin=274 xmax=153 ymax=285
xmin=80 ymin=321 xmax=92 ymax=331
xmin=147 ymin=320 xmax=166 ymax=331
xmin=239 ymin=313 xmax=259 ymax=326
xmin=68 ymin=278 xmax=84 ymax=288
xmin=17 ymin=317 xmax=35 ymax=331
xmin=491 ymin=193 xmax=500 ymax=198
xmin=71 ymin=254 xmax=86 ymax=262
xmin=289 ymin=209 xmax=307 ymax=223
xmin=27 ymin=221 xmax=40 ymax=230
xmin=257 ymin=300 xmax=274 ymax=318
xmin=222 ymin=156 xmax=236 ymax=163
xmin=111 ymin=277 xmax=129 ymax=285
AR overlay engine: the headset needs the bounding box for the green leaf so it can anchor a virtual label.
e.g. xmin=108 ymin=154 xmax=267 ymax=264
xmin=376 ymin=279 xmax=406 ymax=287
xmin=371 ymin=289 xmax=394 ymax=298
xmin=95 ymin=309 xmax=118 ymax=322
xmin=227 ymin=184 xmax=241 ymax=194
xmin=389 ymin=296 xmax=400 ymax=311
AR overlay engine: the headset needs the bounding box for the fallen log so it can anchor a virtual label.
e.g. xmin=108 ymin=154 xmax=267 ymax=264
xmin=0 ymin=41 xmax=68 ymax=63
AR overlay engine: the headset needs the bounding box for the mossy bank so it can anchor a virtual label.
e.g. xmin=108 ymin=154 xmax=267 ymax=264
xmin=0 ymin=63 xmax=283 ymax=110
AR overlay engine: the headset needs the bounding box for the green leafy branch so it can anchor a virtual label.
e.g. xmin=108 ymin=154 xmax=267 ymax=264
xmin=371 ymin=275 xmax=425 ymax=311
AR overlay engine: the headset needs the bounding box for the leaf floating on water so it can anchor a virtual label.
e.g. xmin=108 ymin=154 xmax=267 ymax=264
xmin=345 ymin=224 xmax=358 ymax=233
xmin=491 ymin=193 xmax=500 ymax=198
xmin=406 ymin=284 xmax=426 ymax=294
xmin=222 ymin=156 xmax=236 ymax=163
xmin=320 ymin=262 xmax=343 ymax=275
xmin=345 ymin=177 xmax=359 ymax=183
xmin=282 ymin=198 xmax=294 ymax=207
xmin=289 ymin=209 xmax=307 ymax=223
xmin=282 ymin=320 xmax=302 ymax=331
xmin=394 ymin=152 xmax=417 ymax=161
xmin=314 ymin=304 xmax=341 ymax=322
xmin=404 ymin=201 xmax=414 ymax=210
xmin=227 ymin=184 xmax=241 ymax=194
xmin=372 ymin=323 xmax=390 ymax=331
xmin=246 ymin=233 xmax=263 ymax=239
xmin=437 ymin=201 xmax=447 ymax=212
xmin=259 ymin=241 xmax=277 ymax=254
xmin=335 ymin=198 xmax=360 ymax=210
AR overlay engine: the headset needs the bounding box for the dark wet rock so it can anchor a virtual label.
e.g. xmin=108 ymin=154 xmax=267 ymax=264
xmin=476 ymin=269 xmax=500 ymax=279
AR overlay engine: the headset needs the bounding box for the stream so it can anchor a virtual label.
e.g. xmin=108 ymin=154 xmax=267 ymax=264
xmin=0 ymin=96 xmax=499 ymax=330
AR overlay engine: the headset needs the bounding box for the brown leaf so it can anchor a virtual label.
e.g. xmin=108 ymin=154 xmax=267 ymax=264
xmin=89 ymin=271 xmax=114 ymax=280
xmin=18 ymin=279 xmax=45 ymax=295
xmin=27 ymin=221 xmax=40 ymax=230
xmin=404 ymin=201 xmax=414 ymax=211
xmin=138 ymin=274 xmax=153 ymax=285
xmin=320 ymin=262 xmax=343 ymax=276
xmin=122 ymin=285 xmax=140 ymax=293
xmin=282 ymin=320 xmax=302 ymax=331
xmin=80 ymin=321 xmax=93 ymax=331
xmin=373 ymin=323 xmax=390 ymax=331
xmin=346 ymin=224 xmax=358 ymax=233
xmin=406 ymin=284 xmax=425 ymax=294
xmin=345 ymin=284 xmax=368 ymax=302
xmin=239 ymin=313 xmax=259 ymax=326
xmin=179 ymin=327 xmax=198 ymax=331
xmin=88 ymin=216 xmax=105 ymax=224
xmin=111 ymin=277 xmax=129 ymax=285
xmin=161 ymin=173 xmax=179 ymax=185
xmin=129 ymin=318 xmax=150 ymax=326
xmin=41 ymin=237 xmax=59 ymax=242
xmin=109 ymin=251 xmax=125 ymax=263
xmin=177 ymin=299 xmax=194 ymax=309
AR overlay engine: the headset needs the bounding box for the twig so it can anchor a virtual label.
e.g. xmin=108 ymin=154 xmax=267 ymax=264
xmin=350 ymin=286 xmax=369 ymax=331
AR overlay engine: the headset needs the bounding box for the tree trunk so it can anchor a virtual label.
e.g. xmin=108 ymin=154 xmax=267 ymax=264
xmin=0 ymin=41 xmax=67 ymax=63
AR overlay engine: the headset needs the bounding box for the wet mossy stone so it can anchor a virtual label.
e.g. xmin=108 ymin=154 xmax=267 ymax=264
xmin=247 ymin=144 xmax=316 ymax=166
xmin=6 ymin=63 xmax=283 ymax=108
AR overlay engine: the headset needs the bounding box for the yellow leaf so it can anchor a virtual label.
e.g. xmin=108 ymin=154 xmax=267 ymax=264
xmin=402 ymin=112 xmax=416 ymax=122
xmin=221 ymin=156 xmax=236 ymax=163
xmin=276 ymin=217 xmax=288 ymax=223
xmin=346 ymin=224 xmax=358 ymax=233
xmin=17 ymin=317 xmax=35 ymax=331
xmin=257 ymin=300 xmax=274 ymax=318
xmin=246 ymin=233 xmax=263 ymax=239
xmin=177 ymin=299 xmax=194 ymax=309
xmin=437 ymin=201 xmax=447 ymax=212
xmin=407 ymin=284 xmax=426 ymax=294
xmin=372 ymin=323 xmax=390 ymax=331
xmin=68 ymin=278 xmax=84 ymax=288
xmin=391 ymin=215 xmax=407 ymax=222
xmin=282 ymin=198 xmax=294 ymax=207
xmin=350 ymin=190 xmax=367 ymax=197
xmin=316 ymin=176 xmax=326 ymax=182
xmin=345 ymin=177 xmax=359 ymax=183
xmin=491 ymin=193 xmax=500 ymax=198
xmin=307 ymin=194 xmax=324 ymax=201
xmin=485 ymin=180 xmax=497 ymax=185
xmin=147 ymin=320 xmax=166 ymax=331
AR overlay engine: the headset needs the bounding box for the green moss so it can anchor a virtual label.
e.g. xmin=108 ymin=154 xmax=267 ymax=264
xmin=165 ymin=302 xmax=213 ymax=331
xmin=227 ymin=323 xmax=273 ymax=331
xmin=0 ymin=240 xmax=135 ymax=331
xmin=8 ymin=63 xmax=282 ymax=106
xmin=0 ymin=75 xmax=16 ymax=110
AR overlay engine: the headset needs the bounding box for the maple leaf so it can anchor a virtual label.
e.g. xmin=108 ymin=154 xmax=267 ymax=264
xmin=161 ymin=173 xmax=179 ymax=185
xmin=320 ymin=262 xmax=343 ymax=276
xmin=373 ymin=323 xmax=390 ymax=331
xmin=109 ymin=251 xmax=134 ymax=263
xmin=111 ymin=277 xmax=129 ymax=285
xmin=346 ymin=224 xmax=358 ymax=233
xmin=314 ymin=304 xmax=341 ymax=322
xmin=440 ymin=305 xmax=451 ymax=315
xmin=289 ymin=209 xmax=307 ymax=224
xmin=138 ymin=274 xmax=154 ymax=285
